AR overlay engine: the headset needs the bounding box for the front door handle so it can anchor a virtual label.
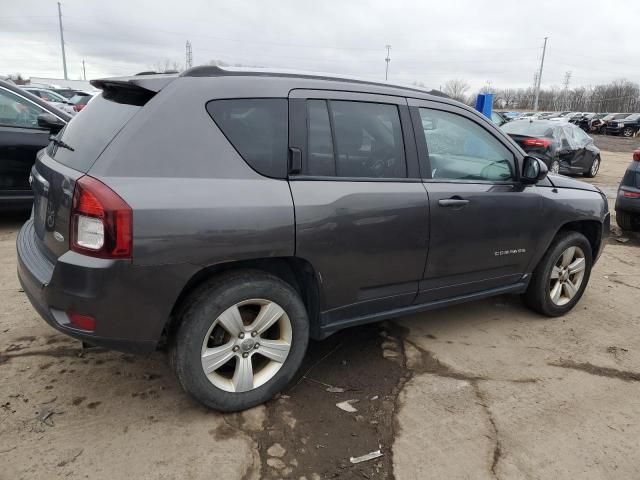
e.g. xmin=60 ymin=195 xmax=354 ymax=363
xmin=438 ymin=197 xmax=469 ymax=207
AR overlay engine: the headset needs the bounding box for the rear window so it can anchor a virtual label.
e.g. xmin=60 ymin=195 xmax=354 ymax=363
xmin=206 ymin=99 xmax=288 ymax=178
xmin=502 ymin=121 xmax=553 ymax=137
xmin=70 ymin=94 xmax=91 ymax=105
xmin=48 ymin=94 xmax=141 ymax=172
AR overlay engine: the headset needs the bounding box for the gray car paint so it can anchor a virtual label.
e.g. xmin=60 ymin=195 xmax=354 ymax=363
xmin=17 ymin=71 xmax=609 ymax=353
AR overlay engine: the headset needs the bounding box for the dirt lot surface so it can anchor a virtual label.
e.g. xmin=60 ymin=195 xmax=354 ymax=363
xmin=1 ymin=137 xmax=639 ymax=479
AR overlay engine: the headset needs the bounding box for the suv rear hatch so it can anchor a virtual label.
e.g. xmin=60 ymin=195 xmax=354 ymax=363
xmin=30 ymin=76 xmax=172 ymax=262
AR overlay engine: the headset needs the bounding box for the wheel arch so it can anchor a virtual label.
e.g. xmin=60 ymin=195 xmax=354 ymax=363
xmin=555 ymin=219 xmax=602 ymax=259
xmin=163 ymin=257 xmax=322 ymax=345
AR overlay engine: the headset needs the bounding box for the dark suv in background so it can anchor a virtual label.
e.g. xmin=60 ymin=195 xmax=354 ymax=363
xmin=0 ymin=79 xmax=70 ymax=210
xmin=17 ymin=67 xmax=609 ymax=411
xmin=606 ymin=113 xmax=640 ymax=137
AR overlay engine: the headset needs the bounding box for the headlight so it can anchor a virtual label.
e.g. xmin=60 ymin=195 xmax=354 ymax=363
xmin=618 ymin=123 xmax=625 ymax=128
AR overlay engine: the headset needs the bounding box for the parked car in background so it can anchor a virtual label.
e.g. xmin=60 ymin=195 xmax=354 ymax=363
xmin=575 ymin=113 xmax=596 ymax=131
xmin=615 ymin=149 xmax=640 ymax=230
xmin=601 ymin=113 xmax=630 ymax=133
xmin=51 ymin=88 xmax=91 ymax=100
xmin=490 ymin=110 xmax=509 ymax=126
xmin=22 ymin=87 xmax=76 ymax=115
xmin=16 ymin=67 xmax=609 ymax=411
xmin=0 ymin=79 xmax=70 ymax=210
xmin=502 ymin=119 xmax=601 ymax=177
xmin=587 ymin=113 xmax=609 ymax=133
xmin=606 ymin=113 xmax=640 ymax=137
xmin=69 ymin=93 xmax=93 ymax=112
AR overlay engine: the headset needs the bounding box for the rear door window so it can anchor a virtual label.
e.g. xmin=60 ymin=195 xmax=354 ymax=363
xmin=48 ymin=94 xmax=142 ymax=172
xmin=206 ymin=99 xmax=288 ymax=178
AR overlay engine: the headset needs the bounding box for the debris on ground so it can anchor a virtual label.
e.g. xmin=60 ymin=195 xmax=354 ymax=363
xmin=56 ymin=448 xmax=83 ymax=467
xmin=326 ymin=386 xmax=345 ymax=393
xmin=336 ymin=399 xmax=359 ymax=413
xmin=616 ymin=237 xmax=630 ymax=243
xmin=350 ymin=449 xmax=383 ymax=464
xmin=37 ymin=408 xmax=63 ymax=427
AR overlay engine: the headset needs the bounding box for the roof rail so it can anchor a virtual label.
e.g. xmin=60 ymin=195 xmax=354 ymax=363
xmin=180 ymin=65 xmax=449 ymax=98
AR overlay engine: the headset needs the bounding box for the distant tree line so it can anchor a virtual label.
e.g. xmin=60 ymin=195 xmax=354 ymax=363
xmin=440 ymin=78 xmax=640 ymax=113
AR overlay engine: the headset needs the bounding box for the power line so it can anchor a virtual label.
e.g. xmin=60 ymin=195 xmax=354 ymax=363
xmin=533 ymin=36 xmax=548 ymax=111
xmin=384 ymin=45 xmax=391 ymax=80
xmin=185 ymin=40 xmax=193 ymax=69
xmin=57 ymin=2 xmax=67 ymax=80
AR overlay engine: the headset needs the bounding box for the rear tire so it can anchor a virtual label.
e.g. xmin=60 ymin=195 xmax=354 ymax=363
xmin=172 ymin=270 xmax=309 ymax=412
xmin=616 ymin=210 xmax=636 ymax=231
xmin=522 ymin=231 xmax=593 ymax=317
xmin=550 ymin=159 xmax=561 ymax=175
xmin=583 ymin=155 xmax=600 ymax=178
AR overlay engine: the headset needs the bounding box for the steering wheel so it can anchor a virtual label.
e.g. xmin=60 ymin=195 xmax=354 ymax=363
xmin=365 ymin=145 xmax=396 ymax=177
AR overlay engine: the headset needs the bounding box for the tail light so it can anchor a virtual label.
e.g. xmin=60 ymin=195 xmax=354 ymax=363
xmin=633 ymin=150 xmax=640 ymax=162
xmin=70 ymin=176 xmax=132 ymax=259
xmin=522 ymin=138 xmax=552 ymax=148
xmin=622 ymin=191 xmax=640 ymax=198
xmin=73 ymin=104 xmax=82 ymax=112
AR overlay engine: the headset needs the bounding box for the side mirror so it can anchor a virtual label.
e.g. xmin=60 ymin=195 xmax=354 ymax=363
xmin=37 ymin=113 xmax=65 ymax=133
xmin=521 ymin=156 xmax=548 ymax=184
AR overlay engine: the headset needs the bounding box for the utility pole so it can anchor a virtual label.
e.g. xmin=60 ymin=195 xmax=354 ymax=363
xmin=562 ymin=71 xmax=572 ymax=110
xmin=57 ymin=2 xmax=68 ymax=80
xmin=82 ymin=60 xmax=86 ymax=80
xmin=185 ymin=41 xmax=193 ymax=69
xmin=533 ymin=36 xmax=548 ymax=111
xmin=384 ymin=45 xmax=391 ymax=81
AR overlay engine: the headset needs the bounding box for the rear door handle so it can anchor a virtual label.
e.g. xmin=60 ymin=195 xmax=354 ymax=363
xmin=438 ymin=197 xmax=469 ymax=207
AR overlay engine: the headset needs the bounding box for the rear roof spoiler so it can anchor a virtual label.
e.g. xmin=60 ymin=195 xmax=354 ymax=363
xmin=90 ymin=74 xmax=177 ymax=93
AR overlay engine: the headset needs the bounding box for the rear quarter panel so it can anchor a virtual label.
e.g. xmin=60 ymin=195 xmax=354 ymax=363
xmin=88 ymin=77 xmax=296 ymax=268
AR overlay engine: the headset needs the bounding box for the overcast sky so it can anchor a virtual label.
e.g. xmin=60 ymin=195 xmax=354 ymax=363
xmin=1 ymin=0 xmax=638 ymax=91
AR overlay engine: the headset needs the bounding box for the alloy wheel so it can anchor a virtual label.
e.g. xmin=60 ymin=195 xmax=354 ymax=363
xmin=200 ymin=299 xmax=292 ymax=393
xmin=550 ymin=160 xmax=560 ymax=174
xmin=549 ymin=246 xmax=586 ymax=306
xmin=623 ymin=127 xmax=634 ymax=137
xmin=590 ymin=157 xmax=600 ymax=176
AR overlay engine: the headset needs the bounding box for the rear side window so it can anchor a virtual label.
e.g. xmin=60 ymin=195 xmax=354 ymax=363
xmin=49 ymin=94 xmax=142 ymax=172
xmin=206 ymin=99 xmax=288 ymax=178
xmin=306 ymin=100 xmax=407 ymax=179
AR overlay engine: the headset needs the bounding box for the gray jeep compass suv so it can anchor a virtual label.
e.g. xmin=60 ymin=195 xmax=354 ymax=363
xmin=17 ymin=67 xmax=610 ymax=411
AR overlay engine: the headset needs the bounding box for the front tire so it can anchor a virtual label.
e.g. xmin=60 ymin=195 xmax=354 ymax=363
xmin=550 ymin=159 xmax=561 ymax=175
xmin=523 ymin=231 xmax=593 ymax=316
xmin=172 ymin=270 xmax=309 ymax=412
xmin=622 ymin=127 xmax=634 ymax=138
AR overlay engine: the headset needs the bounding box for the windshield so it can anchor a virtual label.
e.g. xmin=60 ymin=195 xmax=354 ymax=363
xmin=47 ymin=94 xmax=141 ymax=172
xmin=502 ymin=121 xmax=553 ymax=137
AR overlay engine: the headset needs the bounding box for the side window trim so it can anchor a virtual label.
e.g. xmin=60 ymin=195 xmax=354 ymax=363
xmin=407 ymin=100 xmax=522 ymax=184
xmin=289 ymin=90 xmax=419 ymax=181
xmin=325 ymin=100 xmax=340 ymax=176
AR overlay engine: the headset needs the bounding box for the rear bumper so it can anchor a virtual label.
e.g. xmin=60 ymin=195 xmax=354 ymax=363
xmin=17 ymin=219 xmax=194 ymax=354
xmin=616 ymin=191 xmax=640 ymax=214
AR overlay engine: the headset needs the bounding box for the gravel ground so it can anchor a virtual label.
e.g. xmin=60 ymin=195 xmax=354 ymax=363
xmin=1 ymin=137 xmax=639 ymax=479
